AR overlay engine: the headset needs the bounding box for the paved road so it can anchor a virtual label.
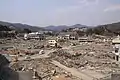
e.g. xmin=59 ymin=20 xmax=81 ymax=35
xmin=51 ymin=60 xmax=105 ymax=80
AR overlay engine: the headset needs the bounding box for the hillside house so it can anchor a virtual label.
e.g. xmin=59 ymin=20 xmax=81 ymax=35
xmin=72 ymin=27 xmax=88 ymax=32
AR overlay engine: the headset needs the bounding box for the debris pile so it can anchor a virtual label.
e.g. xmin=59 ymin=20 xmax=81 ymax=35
xmin=49 ymin=45 xmax=119 ymax=74
xmin=1 ymin=37 xmax=120 ymax=80
xmin=10 ymin=58 xmax=80 ymax=80
xmin=49 ymin=49 xmax=88 ymax=68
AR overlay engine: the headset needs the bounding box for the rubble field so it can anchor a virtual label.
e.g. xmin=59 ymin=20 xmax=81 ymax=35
xmin=10 ymin=58 xmax=80 ymax=80
xmin=49 ymin=42 xmax=120 ymax=79
xmin=1 ymin=38 xmax=120 ymax=80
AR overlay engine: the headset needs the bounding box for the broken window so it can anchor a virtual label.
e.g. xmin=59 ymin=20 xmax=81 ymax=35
xmin=115 ymin=48 xmax=119 ymax=53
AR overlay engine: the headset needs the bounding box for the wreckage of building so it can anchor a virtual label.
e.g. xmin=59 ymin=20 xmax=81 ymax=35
xmin=1 ymin=34 xmax=120 ymax=80
xmin=48 ymin=40 xmax=57 ymax=47
xmin=57 ymin=32 xmax=78 ymax=40
xmin=112 ymin=35 xmax=120 ymax=61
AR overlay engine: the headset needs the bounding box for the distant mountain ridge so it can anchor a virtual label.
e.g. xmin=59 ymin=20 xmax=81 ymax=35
xmin=0 ymin=21 xmax=88 ymax=32
xmin=99 ymin=22 xmax=120 ymax=32
xmin=44 ymin=24 xmax=88 ymax=31
xmin=0 ymin=21 xmax=44 ymax=31
xmin=86 ymin=22 xmax=120 ymax=36
xmin=1 ymin=20 xmax=120 ymax=36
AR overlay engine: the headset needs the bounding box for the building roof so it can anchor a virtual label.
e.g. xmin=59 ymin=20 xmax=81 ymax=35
xmin=112 ymin=39 xmax=120 ymax=44
xmin=112 ymin=36 xmax=120 ymax=44
xmin=58 ymin=32 xmax=77 ymax=36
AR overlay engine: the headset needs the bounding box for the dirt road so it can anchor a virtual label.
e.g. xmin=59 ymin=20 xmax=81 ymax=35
xmin=18 ymin=49 xmax=55 ymax=61
xmin=51 ymin=60 xmax=105 ymax=80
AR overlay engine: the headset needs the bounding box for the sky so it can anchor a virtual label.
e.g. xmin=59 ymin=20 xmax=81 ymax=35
xmin=0 ymin=0 xmax=120 ymax=27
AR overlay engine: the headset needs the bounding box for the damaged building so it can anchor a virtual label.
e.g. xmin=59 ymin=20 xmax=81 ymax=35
xmin=112 ymin=35 xmax=120 ymax=61
xmin=24 ymin=32 xmax=45 ymax=40
xmin=57 ymin=32 xmax=78 ymax=40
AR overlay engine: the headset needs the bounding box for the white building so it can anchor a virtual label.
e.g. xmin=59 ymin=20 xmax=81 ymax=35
xmin=48 ymin=40 xmax=57 ymax=47
xmin=57 ymin=33 xmax=70 ymax=40
xmin=112 ymin=35 xmax=120 ymax=61
xmin=57 ymin=32 xmax=78 ymax=40
xmin=24 ymin=32 xmax=45 ymax=40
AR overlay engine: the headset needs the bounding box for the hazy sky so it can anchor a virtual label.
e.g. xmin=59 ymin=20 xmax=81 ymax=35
xmin=0 ymin=0 xmax=120 ymax=27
